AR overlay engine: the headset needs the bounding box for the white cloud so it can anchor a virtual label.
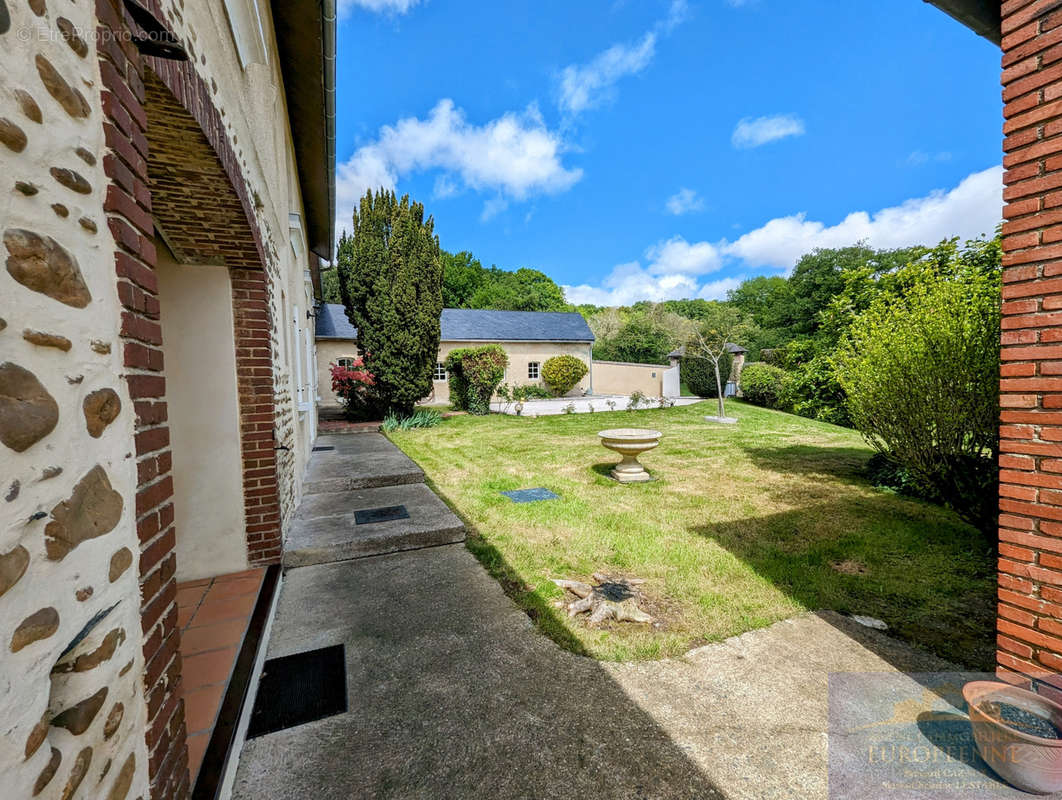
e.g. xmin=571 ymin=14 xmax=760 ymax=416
xmin=338 ymin=0 xmax=422 ymax=16
xmin=565 ymin=262 xmax=701 ymax=306
xmin=723 ymin=165 xmax=1003 ymax=270
xmin=558 ymin=33 xmax=657 ymax=115
xmin=698 ymin=277 xmax=743 ymax=300
xmin=334 ymin=99 xmax=582 ymax=235
xmin=557 ymin=1 xmax=688 ymax=116
xmin=563 ymin=235 xmax=722 ymax=305
xmin=906 ymin=150 xmax=953 ymax=167
xmin=563 ymin=166 xmax=1003 ymax=305
xmin=646 ymin=236 xmax=723 ymax=276
xmin=665 ymin=187 xmax=704 ymax=215
xmin=731 ymin=114 xmax=806 ymax=149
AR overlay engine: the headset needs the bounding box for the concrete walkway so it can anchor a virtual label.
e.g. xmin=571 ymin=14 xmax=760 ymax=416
xmin=233 ymin=540 xmax=1016 ymax=800
xmin=283 ymin=433 xmax=464 ymax=567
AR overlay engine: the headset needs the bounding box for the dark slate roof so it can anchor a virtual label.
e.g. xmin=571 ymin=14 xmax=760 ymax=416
xmin=315 ymin=303 xmax=357 ymax=340
xmin=315 ymin=305 xmax=595 ymax=343
xmin=439 ymin=309 xmax=594 ymax=342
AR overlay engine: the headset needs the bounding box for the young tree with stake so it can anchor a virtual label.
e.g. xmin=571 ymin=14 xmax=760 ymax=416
xmin=687 ymin=305 xmax=749 ymax=420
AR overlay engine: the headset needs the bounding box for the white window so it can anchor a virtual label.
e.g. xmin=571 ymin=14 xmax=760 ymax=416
xmin=337 ymin=357 xmax=356 ymax=368
xmin=223 ymin=0 xmax=268 ymax=68
xmin=292 ymin=305 xmax=311 ymax=412
xmin=528 ymin=362 xmax=540 ymax=380
xmin=433 ymin=362 xmax=447 ymax=381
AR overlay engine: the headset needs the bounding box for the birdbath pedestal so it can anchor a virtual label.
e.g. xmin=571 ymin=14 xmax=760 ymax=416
xmin=598 ymin=428 xmax=661 ymax=483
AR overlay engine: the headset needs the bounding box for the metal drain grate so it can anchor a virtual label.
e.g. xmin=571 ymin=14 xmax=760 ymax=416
xmin=354 ymin=505 xmax=409 ymax=525
xmin=311 ymin=445 xmax=335 ymax=452
xmin=247 ymin=645 xmax=347 ymax=738
xmin=501 ymin=488 xmax=560 ymax=503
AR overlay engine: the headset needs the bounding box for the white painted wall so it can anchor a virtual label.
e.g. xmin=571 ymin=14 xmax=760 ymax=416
xmin=156 ymin=245 xmax=249 ymax=581
xmin=662 ymin=365 xmax=681 ymax=398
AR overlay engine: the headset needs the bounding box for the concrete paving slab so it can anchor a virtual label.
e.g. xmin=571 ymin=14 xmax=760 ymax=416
xmin=283 ymin=483 xmax=464 ymax=567
xmin=304 ymin=448 xmax=423 ymax=494
xmin=234 ymin=545 xmax=998 ymax=800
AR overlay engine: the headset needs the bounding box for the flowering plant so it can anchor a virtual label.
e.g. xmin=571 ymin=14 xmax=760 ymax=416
xmin=330 ymin=358 xmax=377 ymax=413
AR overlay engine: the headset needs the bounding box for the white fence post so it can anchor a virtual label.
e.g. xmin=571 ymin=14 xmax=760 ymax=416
xmin=662 ymin=365 xmax=680 ymax=398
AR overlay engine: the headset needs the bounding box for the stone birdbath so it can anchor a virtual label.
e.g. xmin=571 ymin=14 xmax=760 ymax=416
xmin=598 ymin=428 xmax=661 ymax=483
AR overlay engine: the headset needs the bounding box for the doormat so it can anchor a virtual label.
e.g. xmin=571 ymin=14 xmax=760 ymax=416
xmin=354 ymin=505 xmax=409 ymax=524
xmin=501 ymin=488 xmax=559 ymax=503
xmin=246 ymin=644 xmax=347 ymax=738
xmin=311 ymin=445 xmax=335 ymax=452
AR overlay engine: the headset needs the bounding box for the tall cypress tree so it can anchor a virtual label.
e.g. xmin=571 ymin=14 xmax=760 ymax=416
xmin=336 ymin=189 xmax=443 ymax=415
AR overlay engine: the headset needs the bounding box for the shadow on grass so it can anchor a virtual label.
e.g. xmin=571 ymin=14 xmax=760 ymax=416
xmin=740 ymin=443 xmax=872 ymax=481
xmin=689 ymin=499 xmax=997 ymax=672
xmin=417 ymin=474 xmax=591 ymax=658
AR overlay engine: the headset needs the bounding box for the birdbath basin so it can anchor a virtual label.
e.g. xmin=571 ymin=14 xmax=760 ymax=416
xmin=598 ymin=428 xmax=661 ymax=483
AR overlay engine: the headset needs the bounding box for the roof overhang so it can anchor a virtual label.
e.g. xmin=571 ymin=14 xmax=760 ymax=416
xmin=271 ymin=0 xmax=336 ymax=262
xmin=924 ymin=0 xmax=1001 ymax=44
xmin=441 ymin=339 xmax=595 ymax=344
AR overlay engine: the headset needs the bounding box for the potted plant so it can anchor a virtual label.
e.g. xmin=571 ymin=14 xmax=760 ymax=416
xmin=964 ymin=680 xmax=1062 ymax=794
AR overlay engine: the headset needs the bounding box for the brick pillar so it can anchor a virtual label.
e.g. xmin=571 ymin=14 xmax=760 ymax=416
xmin=998 ymin=1 xmax=1062 ymax=687
xmin=96 ymin=1 xmax=189 ymax=797
xmin=232 ymin=268 xmax=283 ymax=564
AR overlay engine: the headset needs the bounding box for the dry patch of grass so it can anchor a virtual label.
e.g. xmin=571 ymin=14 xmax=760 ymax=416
xmin=389 ymin=400 xmax=996 ymax=666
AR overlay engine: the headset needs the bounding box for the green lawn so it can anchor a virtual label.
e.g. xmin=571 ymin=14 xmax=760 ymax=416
xmin=388 ymin=400 xmax=995 ymax=667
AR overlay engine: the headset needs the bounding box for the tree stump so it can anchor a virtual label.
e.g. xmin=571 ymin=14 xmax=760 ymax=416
xmin=552 ymin=573 xmax=653 ymax=624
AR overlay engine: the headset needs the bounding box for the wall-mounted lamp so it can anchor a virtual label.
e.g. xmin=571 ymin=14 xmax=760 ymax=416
xmin=123 ymin=0 xmax=188 ymax=60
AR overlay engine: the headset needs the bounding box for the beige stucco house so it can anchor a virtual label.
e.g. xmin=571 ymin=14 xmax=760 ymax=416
xmin=316 ymin=306 xmax=595 ymax=406
xmin=0 ymin=2 xmax=333 ymax=798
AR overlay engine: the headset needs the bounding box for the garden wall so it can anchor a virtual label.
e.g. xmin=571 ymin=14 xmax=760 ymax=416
xmin=591 ymin=361 xmax=678 ymax=398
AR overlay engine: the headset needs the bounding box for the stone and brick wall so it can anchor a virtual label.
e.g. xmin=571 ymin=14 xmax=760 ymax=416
xmin=1 ymin=1 xmax=153 ymax=798
xmin=998 ymin=0 xmax=1062 ymax=687
xmin=2 ymin=1 xmax=321 ymax=799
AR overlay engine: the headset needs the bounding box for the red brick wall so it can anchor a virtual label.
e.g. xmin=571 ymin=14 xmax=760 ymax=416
xmin=142 ymin=64 xmax=283 ymax=569
xmin=96 ymin=1 xmax=189 ymax=798
xmin=999 ymin=0 xmax=1062 ymax=687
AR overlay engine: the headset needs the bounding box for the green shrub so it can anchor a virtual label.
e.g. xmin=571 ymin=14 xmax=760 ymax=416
xmin=834 ymin=266 xmax=1000 ymax=542
xmin=682 ymin=353 xmax=732 ymax=398
xmin=626 ymin=390 xmax=647 ymax=410
xmin=864 ymin=452 xmax=940 ymax=503
xmin=542 ymin=354 xmax=588 ymax=396
xmin=445 ymin=345 xmax=508 ymax=414
xmin=382 ymin=408 xmax=443 ymax=431
xmin=739 ymin=363 xmax=790 ymax=409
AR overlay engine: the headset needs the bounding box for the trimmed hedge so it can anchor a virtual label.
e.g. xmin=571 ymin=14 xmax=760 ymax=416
xmin=682 ymin=353 xmax=732 ymax=398
xmin=739 ymin=362 xmax=790 ymax=409
xmin=445 ymin=345 xmax=508 ymax=414
xmin=542 ymin=354 xmax=588 ymax=396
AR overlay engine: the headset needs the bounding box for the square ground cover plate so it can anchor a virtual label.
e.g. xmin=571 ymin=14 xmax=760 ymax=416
xmin=247 ymin=644 xmax=347 ymax=738
xmin=354 ymin=505 xmax=409 ymax=524
xmin=501 ymin=488 xmax=559 ymax=503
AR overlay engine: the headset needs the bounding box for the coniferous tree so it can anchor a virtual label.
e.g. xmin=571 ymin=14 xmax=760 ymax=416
xmin=337 ymin=189 xmax=443 ymax=415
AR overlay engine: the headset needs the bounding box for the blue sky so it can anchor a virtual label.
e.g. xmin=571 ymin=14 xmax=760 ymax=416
xmin=334 ymin=0 xmax=1002 ymax=305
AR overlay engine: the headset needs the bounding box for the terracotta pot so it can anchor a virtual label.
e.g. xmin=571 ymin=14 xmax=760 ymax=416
xmin=598 ymin=428 xmax=661 ymax=483
xmin=964 ymin=680 xmax=1062 ymax=794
